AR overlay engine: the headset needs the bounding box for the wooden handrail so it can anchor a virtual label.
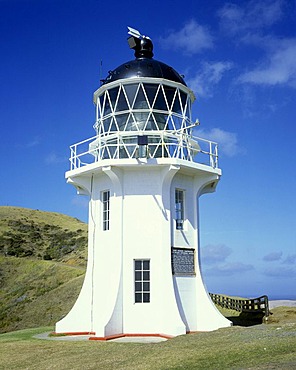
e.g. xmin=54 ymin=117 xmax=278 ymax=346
xmin=209 ymin=293 xmax=269 ymax=317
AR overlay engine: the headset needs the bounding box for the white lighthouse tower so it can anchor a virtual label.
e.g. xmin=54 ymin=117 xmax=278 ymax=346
xmin=55 ymin=28 xmax=231 ymax=339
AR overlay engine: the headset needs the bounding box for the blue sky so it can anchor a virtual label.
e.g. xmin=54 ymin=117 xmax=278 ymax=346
xmin=1 ymin=0 xmax=295 ymax=300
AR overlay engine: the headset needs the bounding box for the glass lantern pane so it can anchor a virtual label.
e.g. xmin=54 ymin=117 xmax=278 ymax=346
xmin=180 ymin=91 xmax=187 ymax=113
xmin=133 ymin=112 xmax=149 ymax=130
xmin=101 ymin=117 xmax=111 ymax=133
xmin=153 ymin=87 xmax=167 ymax=111
xmin=116 ymin=113 xmax=129 ymax=130
xmin=143 ymin=84 xmax=158 ymax=107
xmin=123 ymin=114 xmax=137 ymax=131
xmin=163 ymin=86 xmax=176 ymax=110
xmin=172 ymin=94 xmax=181 ymax=114
xmin=108 ymin=87 xmax=119 ymax=111
xmin=99 ymin=95 xmax=104 ymax=115
xmin=133 ymin=85 xmax=149 ymax=109
xmin=103 ymin=92 xmax=112 ymax=116
xmin=144 ymin=113 xmax=158 ymax=130
xmin=115 ymin=89 xmax=129 ymax=112
xmin=152 ymin=113 xmax=167 ymax=130
xmin=124 ymin=84 xmax=138 ymax=107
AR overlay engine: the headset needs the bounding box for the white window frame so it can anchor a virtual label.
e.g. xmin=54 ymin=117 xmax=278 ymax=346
xmin=102 ymin=190 xmax=110 ymax=231
xmin=134 ymin=259 xmax=150 ymax=303
xmin=175 ymin=188 xmax=185 ymax=230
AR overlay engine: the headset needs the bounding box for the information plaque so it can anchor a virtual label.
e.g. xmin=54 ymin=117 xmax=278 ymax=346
xmin=171 ymin=248 xmax=195 ymax=275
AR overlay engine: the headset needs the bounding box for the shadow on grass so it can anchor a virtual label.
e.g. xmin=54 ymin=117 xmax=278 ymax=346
xmin=227 ymin=311 xmax=266 ymax=326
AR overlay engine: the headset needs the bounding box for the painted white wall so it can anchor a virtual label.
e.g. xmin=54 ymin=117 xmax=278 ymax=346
xmin=55 ymin=159 xmax=231 ymax=337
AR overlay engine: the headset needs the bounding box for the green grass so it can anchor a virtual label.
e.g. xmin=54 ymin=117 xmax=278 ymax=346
xmin=0 ymin=206 xmax=88 ymax=264
xmin=0 ymin=256 xmax=85 ymax=333
xmin=0 ymin=206 xmax=88 ymax=333
xmin=0 ymin=314 xmax=295 ymax=370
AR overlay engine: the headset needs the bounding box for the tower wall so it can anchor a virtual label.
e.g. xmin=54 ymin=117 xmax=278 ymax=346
xmin=56 ymin=160 xmax=231 ymax=337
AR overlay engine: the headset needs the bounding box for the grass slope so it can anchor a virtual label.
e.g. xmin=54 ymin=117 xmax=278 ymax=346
xmin=0 ymin=206 xmax=88 ymax=264
xmin=0 ymin=312 xmax=295 ymax=370
xmin=0 ymin=206 xmax=87 ymax=333
xmin=0 ymin=256 xmax=85 ymax=333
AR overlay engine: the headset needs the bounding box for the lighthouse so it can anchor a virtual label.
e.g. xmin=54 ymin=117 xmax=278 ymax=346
xmin=55 ymin=28 xmax=231 ymax=339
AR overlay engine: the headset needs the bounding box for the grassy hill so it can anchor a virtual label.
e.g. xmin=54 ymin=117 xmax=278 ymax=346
xmin=0 ymin=206 xmax=88 ymax=265
xmin=0 ymin=207 xmax=87 ymax=333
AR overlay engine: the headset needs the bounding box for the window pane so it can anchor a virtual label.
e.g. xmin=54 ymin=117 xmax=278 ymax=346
xmin=102 ymin=190 xmax=110 ymax=231
xmin=135 ymin=282 xmax=142 ymax=291
xmin=135 ymin=261 xmax=142 ymax=270
xmin=135 ymin=293 xmax=142 ymax=303
xmin=134 ymin=259 xmax=150 ymax=303
xmin=135 ymin=271 xmax=142 ymax=281
xmin=175 ymin=189 xmax=184 ymax=230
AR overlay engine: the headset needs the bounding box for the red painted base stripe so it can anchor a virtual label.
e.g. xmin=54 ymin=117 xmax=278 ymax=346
xmin=52 ymin=332 xmax=96 ymax=336
xmin=89 ymin=333 xmax=173 ymax=341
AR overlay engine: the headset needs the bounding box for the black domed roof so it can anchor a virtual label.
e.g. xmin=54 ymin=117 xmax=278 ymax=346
xmin=102 ymin=58 xmax=186 ymax=86
xmin=101 ymin=31 xmax=186 ymax=86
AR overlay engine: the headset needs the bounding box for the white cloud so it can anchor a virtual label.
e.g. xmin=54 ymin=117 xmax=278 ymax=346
xmin=197 ymin=128 xmax=241 ymax=157
xmin=160 ymin=20 xmax=213 ymax=55
xmin=45 ymin=152 xmax=68 ymax=165
xmin=201 ymin=244 xmax=232 ymax=264
xmin=218 ymin=0 xmax=284 ymax=34
xmin=263 ymin=251 xmax=283 ymax=262
xmin=187 ymin=61 xmax=233 ymax=98
xmin=26 ymin=137 xmax=40 ymax=148
xmin=205 ymin=262 xmax=254 ymax=276
xmin=238 ymin=39 xmax=296 ymax=88
xmin=264 ymin=266 xmax=296 ymax=278
xmin=283 ymin=254 xmax=296 ymax=265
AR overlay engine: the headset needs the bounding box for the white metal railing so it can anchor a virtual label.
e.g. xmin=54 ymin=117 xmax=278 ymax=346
xmin=69 ymin=131 xmax=218 ymax=170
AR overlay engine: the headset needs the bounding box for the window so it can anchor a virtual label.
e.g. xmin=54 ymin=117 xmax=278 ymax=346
xmin=134 ymin=260 xmax=150 ymax=303
xmin=102 ymin=190 xmax=110 ymax=231
xmin=175 ymin=189 xmax=184 ymax=230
